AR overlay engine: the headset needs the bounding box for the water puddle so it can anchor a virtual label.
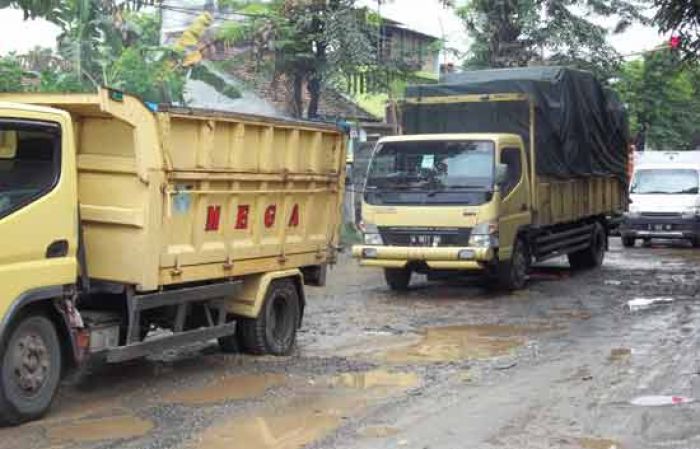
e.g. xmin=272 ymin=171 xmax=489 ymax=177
xmin=197 ymin=369 xmax=417 ymax=449
xmin=358 ymin=425 xmax=400 ymax=438
xmin=46 ymin=415 xmax=154 ymax=444
xmin=165 ymin=373 xmax=286 ymax=404
xmin=630 ymin=395 xmax=694 ymax=406
xmin=380 ymin=324 xmax=545 ymax=363
xmin=577 ymin=437 xmax=620 ymax=449
xmin=331 ymin=370 xmax=419 ymax=390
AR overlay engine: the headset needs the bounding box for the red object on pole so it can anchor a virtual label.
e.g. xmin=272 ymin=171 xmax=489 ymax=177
xmin=670 ymin=36 xmax=681 ymax=49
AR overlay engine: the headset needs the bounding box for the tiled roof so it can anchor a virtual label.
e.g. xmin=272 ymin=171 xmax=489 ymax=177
xmin=220 ymin=56 xmax=380 ymax=122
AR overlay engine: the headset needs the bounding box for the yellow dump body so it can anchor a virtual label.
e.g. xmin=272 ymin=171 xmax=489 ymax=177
xmin=1 ymin=90 xmax=345 ymax=291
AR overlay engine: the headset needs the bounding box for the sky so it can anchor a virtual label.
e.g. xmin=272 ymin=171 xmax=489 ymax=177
xmin=0 ymin=0 xmax=667 ymax=61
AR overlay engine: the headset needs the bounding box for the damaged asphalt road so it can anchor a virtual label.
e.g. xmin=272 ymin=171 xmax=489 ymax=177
xmin=3 ymin=239 xmax=700 ymax=449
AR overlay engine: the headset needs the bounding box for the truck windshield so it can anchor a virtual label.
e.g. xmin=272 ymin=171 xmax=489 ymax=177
xmin=364 ymin=140 xmax=495 ymax=206
xmin=630 ymin=169 xmax=699 ymax=194
xmin=0 ymin=121 xmax=60 ymax=219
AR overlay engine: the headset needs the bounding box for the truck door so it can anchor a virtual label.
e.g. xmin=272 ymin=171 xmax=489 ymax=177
xmin=0 ymin=110 xmax=78 ymax=322
xmin=497 ymin=146 xmax=531 ymax=259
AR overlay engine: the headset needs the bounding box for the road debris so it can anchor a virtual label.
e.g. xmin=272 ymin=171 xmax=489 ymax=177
xmin=627 ymin=297 xmax=674 ymax=311
xmin=630 ymin=395 xmax=694 ymax=406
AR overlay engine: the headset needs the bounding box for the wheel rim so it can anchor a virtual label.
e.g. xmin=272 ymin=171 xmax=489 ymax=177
xmin=9 ymin=330 xmax=51 ymax=397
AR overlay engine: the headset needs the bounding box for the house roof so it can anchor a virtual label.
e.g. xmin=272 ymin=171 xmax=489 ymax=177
xmin=222 ymin=57 xmax=380 ymax=122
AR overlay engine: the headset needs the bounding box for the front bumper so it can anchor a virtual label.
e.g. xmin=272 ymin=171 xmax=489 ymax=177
xmin=351 ymin=245 xmax=494 ymax=270
xmin=621 ymin=215 xmax=700 ymax=240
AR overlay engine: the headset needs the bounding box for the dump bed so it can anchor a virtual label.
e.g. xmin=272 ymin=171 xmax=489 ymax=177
xmin=2 ymin=89 xmax=345 ymax=291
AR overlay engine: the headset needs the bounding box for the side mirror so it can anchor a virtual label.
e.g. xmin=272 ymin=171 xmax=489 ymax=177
xmin=495 ymin=163 xmax=508 ymax=186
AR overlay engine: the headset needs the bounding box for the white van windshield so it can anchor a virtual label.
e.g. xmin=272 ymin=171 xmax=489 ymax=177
xmin=631 ymin=169 xmax=699 ymax=194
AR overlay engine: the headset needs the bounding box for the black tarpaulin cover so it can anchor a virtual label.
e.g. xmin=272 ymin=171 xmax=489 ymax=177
xmin=402 ymin=67 xmax=629 ymax=179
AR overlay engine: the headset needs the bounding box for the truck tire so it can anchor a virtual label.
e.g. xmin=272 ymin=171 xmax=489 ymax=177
xmin=691 ymin=237 xmax=700 ymax=248
xmin=0 ymin=313 xmax=62 ymax=425
xmin=568 ymin=223 xmax=606 ymax=270
xmin=236 ymin=279 xmax=300 ymax=356
xmin=384 ymin=268 xmax=411 ymax=291
xmin=622 ymin=236 xmax=635 ymax=248
xmin=497 ymin=237 xmax=528 ymax=290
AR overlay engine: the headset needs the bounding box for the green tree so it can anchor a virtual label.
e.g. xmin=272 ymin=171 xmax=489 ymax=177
xmin=458 ymin=0 xmax=646 ymax=79
xmin=615 ymin=48 xmax=700 ymax=151
xmin=654 ymin=0 xmax=700 ymax=59
xmin=219 ymin=0 xmax=374 ymax=118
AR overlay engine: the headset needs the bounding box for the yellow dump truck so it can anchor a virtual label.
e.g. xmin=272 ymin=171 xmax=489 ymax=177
xmin=0 ymin=88 xmax=345 ymax=423
xmin=353 ymin=67 xmax=628 ymax=291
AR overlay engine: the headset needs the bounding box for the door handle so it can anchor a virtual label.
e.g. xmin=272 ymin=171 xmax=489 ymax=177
xmin=46 ymin=240 xmax=69 ymax=258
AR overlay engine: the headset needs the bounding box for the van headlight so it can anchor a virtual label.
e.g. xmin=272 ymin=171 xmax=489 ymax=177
xmin=469 ymin=221 xmax=499 ymax=248
xmin=682 ymin=206 xmax=700 ymax=219
xmin=361 ymin=222 xmax=384 ymax=245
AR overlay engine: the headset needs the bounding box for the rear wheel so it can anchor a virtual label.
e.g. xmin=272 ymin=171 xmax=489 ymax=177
xmin=384 ymin=268 xmax=411 ymax=291
xmin=568 ymin=223 xmax=606 ymax=270
xmin=691 ymin=237 xmax=700 ymax=248
xmin=0 ymin=313 xmax=62 ymax=425
xmin=622 ymin=236 xmax=636 ymax=248
xmin=236 ymin=279 xmax=300 ymax=356
xmin=497 ymin=237 xmax=529 ymax=290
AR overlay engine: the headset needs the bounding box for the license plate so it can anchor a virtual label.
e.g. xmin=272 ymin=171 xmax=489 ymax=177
xmin=651 ymin=224 xmax=671 ymax=231
xmin=410 ymin=235 xmax=441 ymax=246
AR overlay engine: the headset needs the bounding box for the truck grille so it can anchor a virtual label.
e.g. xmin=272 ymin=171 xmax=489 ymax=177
xmin=379 ymin=227 xmax=471 ymax=247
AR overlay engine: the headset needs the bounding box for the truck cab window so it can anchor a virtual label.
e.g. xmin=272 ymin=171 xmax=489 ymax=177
xmin=500 ymin=147 xmax=522 ymax=197
xmin=0 ymin=122 xmax=61 ymax=219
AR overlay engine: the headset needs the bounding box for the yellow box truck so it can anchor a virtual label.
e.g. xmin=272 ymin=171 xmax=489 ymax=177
xmin=0 ymin=88 xmax=345 ymax=423
xmin=353 ymin=67 xmax=628 ymax=291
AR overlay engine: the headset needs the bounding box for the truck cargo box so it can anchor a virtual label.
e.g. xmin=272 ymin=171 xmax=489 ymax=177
xmin=403 ymin=66 xmax=629 ymax=180
xmin=1 ymin=90 xmax=345 ymax=291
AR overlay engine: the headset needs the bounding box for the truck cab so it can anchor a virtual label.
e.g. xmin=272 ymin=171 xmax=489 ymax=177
xmin=352 ymin=133 xmax=531 ymax=290
xmin=622 ymin=151 xmax=700 ymax=247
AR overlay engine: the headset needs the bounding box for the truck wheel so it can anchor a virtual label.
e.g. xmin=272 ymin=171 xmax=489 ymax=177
xmin=568 ymin=223 xmax=606 ymax=270
xmin=0 ymin=314 xmax=62 ymax=425
xmin=384 ymin=268 xmax=411 ymax=291
xmin=236 ymin=279 xmax=300 ymax=356
xmin=622 ymin=236 xmax=636 ymax=248
xmin=691 ymin=237 xmax=700 ymax=248
xmin=498 ymin=237 xmax=528 ymax=290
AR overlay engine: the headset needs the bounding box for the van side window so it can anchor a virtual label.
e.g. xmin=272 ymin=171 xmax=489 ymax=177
xmin=500 ymin=147 xmax=522 ymax=197
xmin=0 ymin=121 xmax=61 ymax=219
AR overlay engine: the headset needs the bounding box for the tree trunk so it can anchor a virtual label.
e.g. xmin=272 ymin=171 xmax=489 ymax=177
xmin=307 ymin=74 xmax=321 ymax=119
xmin=290 ymin=73 xmax=303 ymax=118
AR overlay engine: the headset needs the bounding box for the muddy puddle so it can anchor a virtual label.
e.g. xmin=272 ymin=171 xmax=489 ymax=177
xmin=165 ymin=373 xmax=286 ymax=405
xmin=608 ymin=348 xmax=632 ymax=362
xmin=380 ymin=324 xmax=552 ymax=363
xmin=196 ymin=369 xmax=417 ymax=449
xmin=46 ymin=415 xmax=154 ymax=444
xmin=577 ymin=437 xmax=621 ymax=449
xmin=358 ymin=425 xmax=400 ymax=438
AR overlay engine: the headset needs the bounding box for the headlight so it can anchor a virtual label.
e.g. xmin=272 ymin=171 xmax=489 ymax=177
xmin=682 ymin=206 xmax=700 ymax=219
xmin=361 ymin=222 xmax=383 ymax=245
xmin=469 ymin=221 xmax=499 ymax=248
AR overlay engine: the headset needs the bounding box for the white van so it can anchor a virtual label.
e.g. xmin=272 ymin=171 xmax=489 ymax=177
xmin=621 ymin=151 xmax=700 ymax=247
